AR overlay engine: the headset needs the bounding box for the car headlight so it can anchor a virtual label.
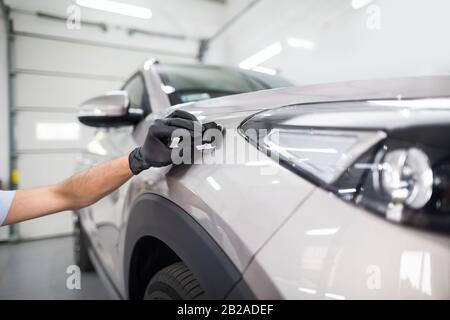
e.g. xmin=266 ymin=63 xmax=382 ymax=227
xmin=260 ymin=127 xmax=386 ymax=184
xmin=240 ymin=102 xmax=450 ymax=234
xmin=376 ymin=148 xmax=433 ymax=209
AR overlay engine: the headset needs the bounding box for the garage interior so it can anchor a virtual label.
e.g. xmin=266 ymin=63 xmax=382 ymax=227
xmin=0 ymin=0 xmax=448 ymax=300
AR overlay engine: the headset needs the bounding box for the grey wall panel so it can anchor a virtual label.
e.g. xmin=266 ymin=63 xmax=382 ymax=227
xmin=14 ymin=35 xmax=194 ymax=78
xmin=0 ymin=5 xmax=10 ymax=240
xmin=15 ymin=111 xmax=96 ymax=151
xmin=15 ymin=153 xmax=82 ymax=239
xmin=0 ymin=3 xmax=10 ymax=186
xmin=14 ymin=74 xmax=121 ymax=109
xmin=16 ymin=153 xmax=81 ymax=188
xmin=14 ymin=35 xmax=147 ymax=78
xmin=10 ymin=11 xmax=196 ymax=240
xmin=11 ymin=19 xmax=198 ymax=59
xmin=7 ymin=0 xmax=222 ymax=48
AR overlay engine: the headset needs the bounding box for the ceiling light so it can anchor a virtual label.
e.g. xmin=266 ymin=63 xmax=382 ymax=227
xmin=286 ymin=37 xmax=315 ymax=50
xmin=76 ymin=0 xmax=152 ymax=19
xmin=239 ymin=42 xmax=282 ymax=70
xmin=251 ymin=66 xmax=277 ymax=75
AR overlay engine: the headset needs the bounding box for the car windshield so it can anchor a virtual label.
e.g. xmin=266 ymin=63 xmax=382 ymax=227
xmin=155 ymin=64 xmax=293 ymax=105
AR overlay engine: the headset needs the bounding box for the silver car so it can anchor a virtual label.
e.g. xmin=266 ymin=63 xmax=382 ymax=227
xmin=75 ymin=63 xmax=450 ymax=299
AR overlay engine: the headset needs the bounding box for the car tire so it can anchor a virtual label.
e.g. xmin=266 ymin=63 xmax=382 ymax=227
xmin=143 ymin=262 xmax=206 ymax=300
xmin=73 ymin=213 xmax=94 ymax=272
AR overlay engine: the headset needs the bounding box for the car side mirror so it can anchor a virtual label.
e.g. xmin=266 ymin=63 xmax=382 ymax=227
xmin=78 ymin=91 xmax=144 ymax=127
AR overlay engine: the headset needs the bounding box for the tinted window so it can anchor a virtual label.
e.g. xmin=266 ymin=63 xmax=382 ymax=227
xmin=155 ymin=64 xmax=293 ymax=105
xmin=123 ymin=73 xmax=151 ymax=114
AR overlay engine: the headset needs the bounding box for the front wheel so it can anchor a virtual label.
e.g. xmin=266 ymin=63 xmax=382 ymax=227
xmin=144 ymin=262 xmax=206 ymax=300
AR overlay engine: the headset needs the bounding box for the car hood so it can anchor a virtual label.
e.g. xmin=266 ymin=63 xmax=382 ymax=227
xmin=169 ymin=76 xmax=450 ymax=128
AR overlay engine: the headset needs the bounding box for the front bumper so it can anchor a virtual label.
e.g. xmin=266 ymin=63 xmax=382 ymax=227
xmin=243 ymin=187 xmax=450 ymax=299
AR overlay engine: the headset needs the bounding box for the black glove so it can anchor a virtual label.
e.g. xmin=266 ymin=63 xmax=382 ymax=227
xmin=128 ymin=110 xmax=201 ymax=175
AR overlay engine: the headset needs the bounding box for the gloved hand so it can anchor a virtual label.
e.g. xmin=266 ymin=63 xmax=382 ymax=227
xmin=128 ymin=110 xmax=201 ymax=175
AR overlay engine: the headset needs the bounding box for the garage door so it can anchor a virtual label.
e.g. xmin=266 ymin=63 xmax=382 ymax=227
xmin=11 ymin=28 xmax=196 ymax=239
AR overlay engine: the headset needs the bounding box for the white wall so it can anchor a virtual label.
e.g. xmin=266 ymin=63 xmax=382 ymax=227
xmin=4 ymin=0 xmax=226 ymax=239
xmin=207 ymin=0 xmax=450 ymax=85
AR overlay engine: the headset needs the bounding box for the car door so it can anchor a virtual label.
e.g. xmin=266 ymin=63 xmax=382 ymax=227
xmin=87 ymin=72 xmax=151 ymax=282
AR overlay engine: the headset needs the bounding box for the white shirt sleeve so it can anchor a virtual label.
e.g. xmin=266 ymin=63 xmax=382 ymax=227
xmin=0 ymin=191 xmax=16 ymax=226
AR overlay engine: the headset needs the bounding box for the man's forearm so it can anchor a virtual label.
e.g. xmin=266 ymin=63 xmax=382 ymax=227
xmin=4 ymin=155 xmax=133 ymax=225
xmin=2 ymin=110 xmax=198 ymax=226
xmin=55 ymin=155 xmax=133 ymax=210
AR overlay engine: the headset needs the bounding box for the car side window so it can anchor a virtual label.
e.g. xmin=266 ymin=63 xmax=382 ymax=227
xmin=123 ymin=73 xmax=151 ymax=115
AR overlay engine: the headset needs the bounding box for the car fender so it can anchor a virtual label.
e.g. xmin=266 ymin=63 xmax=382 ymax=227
xmin=123 ymin=193 xmax=255 ymax=299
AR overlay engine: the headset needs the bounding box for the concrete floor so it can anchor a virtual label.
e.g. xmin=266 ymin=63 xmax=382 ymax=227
xmin=0 ymin=236 xmax=110 ymax=299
